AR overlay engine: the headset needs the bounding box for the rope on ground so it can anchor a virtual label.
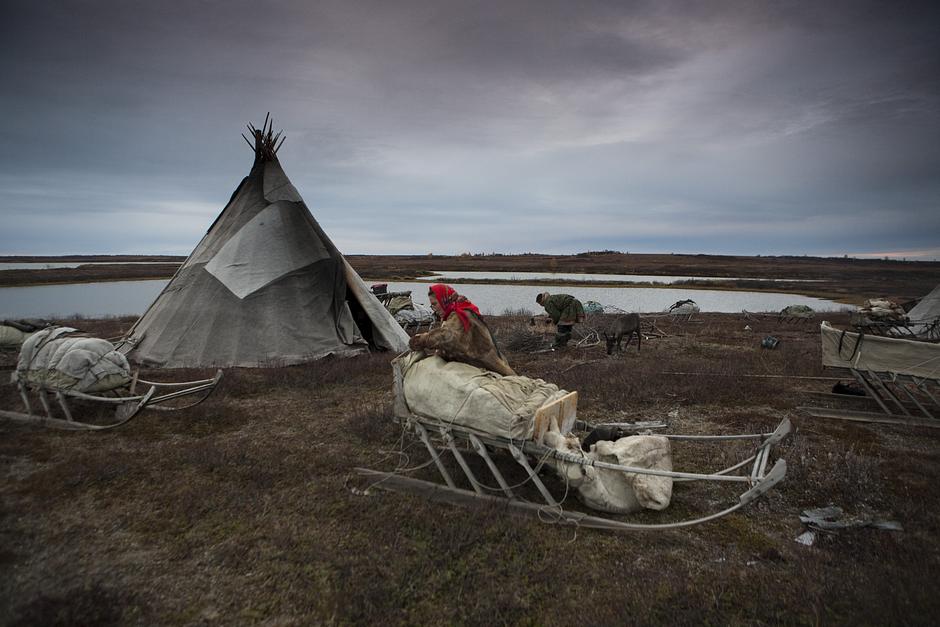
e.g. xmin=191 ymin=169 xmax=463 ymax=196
xmin=658 ymin=371 xmax=844 ymax=380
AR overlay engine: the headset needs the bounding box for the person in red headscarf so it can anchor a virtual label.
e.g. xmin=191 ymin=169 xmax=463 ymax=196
xmin=408 ymin=284 xmax=516 ymax=376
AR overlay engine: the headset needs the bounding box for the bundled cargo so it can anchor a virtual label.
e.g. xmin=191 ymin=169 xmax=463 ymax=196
xmin=0 ymin=319 xmax=50 ymax=350
xmin=17 ymin=327 xmax=132 ymax=393
xmin=3 ymin=326 xmax=222 ymax=431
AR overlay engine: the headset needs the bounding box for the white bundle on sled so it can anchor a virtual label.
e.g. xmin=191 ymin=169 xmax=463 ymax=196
xmin=395 ymin=351 xmax=571 ymax=439
xmin=394 ymin=305 xmax=436 ymax=327
xmin=16 ymin=327 xmax=131 ymax=393
xmin=393 ymin=351 xmax=672 ymax=513
xmin=861 ymin=298 xmax=907 ymax=321
xmin=544 ymin=430 xmax=672 ymax=514
xmin=0 ymin=325 xmax=33 ymax=349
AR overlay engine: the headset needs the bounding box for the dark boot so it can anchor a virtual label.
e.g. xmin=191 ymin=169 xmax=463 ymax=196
xmin=582 ymin=425 xmax=624 ymax=449
xmin=553 ymin=325 xmax=573 ymax=348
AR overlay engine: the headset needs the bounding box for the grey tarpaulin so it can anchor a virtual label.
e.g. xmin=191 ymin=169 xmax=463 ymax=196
xmin=119 ymin=141 xmax=409 ymax=368
xmin=17 ymin=327 xmax=131 ymax=393
xmin=821 ymin=321 xmax=939 ymax=379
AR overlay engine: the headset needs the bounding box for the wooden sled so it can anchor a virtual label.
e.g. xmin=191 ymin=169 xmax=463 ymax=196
xmin=2 ymin=369 xmax=223 ymax=431
xmin=801 ymin=322 xmax=940 ymax=428
xmin=357 ymin=407 xmax=790 ymax=531
xmin=800 ymin=367 xmax=940 ymax=429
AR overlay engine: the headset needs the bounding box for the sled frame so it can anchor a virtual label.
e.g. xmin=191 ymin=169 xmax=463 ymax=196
xmin=357 ymin=415 xmax=790 ymax=531
xmin=2 ymin=370 xmax=223 ymax=431
xmin=800 ymin=367 xmax=940 ymax=428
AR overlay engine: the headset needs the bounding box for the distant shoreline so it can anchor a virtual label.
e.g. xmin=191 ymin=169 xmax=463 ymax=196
xmin=0 ymin=255 xmax=185 ymax=263
xmin=362 ymin=277 xmax=859 ymax=305
xmin=2 ymin=252 xmax=937 ymax=304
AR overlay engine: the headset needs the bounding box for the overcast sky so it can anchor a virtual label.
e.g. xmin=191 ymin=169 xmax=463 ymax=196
xmin=1 ymin=0 xmax=938 ymax=259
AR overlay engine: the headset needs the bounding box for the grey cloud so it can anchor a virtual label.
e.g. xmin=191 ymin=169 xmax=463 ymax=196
xmin=0 ymin=1 xmax=938 ymax=259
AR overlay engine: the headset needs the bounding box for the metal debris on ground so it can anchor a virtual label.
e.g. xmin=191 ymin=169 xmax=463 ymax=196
xmin=761 ymin=336 xmax=780 ymax=349
xmin=799 ymin=506 xmax=903 ymax=531
xmin=795 ymin=530 xmax=817 ymax=546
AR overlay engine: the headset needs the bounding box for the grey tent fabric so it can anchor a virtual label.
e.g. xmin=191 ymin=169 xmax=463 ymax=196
xmin=120 ymin=152 xmax=408 ymax=368
xmin=903 ymin=284 xmax=940 ymax=338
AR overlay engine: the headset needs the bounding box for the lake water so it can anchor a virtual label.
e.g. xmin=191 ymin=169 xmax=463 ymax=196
xmin=0 ymin=278 xmax=848 ymax=319
xmin=382 ymin=281 xmax=846 ymax=315
xmin=0 ymin=262 xmax=175 ymax=270
xmin=420 ymin=270 xmax=823 ymax=284
xmin=0 ymin=281 xmax=168 ymax=319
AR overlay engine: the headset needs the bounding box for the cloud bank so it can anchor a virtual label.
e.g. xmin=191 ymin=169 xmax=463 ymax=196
xmin=1 ymin=0 xmax=937 ymax=259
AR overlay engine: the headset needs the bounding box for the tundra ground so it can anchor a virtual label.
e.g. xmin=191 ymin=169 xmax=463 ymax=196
xmin=1 ymin=312 xmax=938 ymax=625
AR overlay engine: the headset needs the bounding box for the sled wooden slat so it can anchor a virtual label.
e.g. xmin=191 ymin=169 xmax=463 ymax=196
xmin=867 ymin=369 xmax=909 ymax=416
xmin=799 ymin=406 xmax=940 ymax=429
xmin=850 ymin=369 xmax=893 ymax=415
xmin=892 ymin=375 xmax=934 ymax=419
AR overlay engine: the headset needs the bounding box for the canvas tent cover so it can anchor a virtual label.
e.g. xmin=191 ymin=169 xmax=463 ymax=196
xmin=903 ymin=283 xmax=940 ymax=338
xmin=820 ymin=321 xmax=940 ymax=379
xmin=121 ymin=148 xmax=408 ymax=367
xmin=16 ymin=327 xmax=131 ymax=393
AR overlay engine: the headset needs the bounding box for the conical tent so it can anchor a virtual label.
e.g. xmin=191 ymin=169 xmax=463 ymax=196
xmin=121 ymin=119 xmax=409 ymax=367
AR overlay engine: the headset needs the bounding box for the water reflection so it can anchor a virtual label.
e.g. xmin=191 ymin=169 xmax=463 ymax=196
xmin=379 ymin=281 xmax=846 ymax=315
xmin=0 ymin=280 xmax=168 ymax=319
xmin=0 ymin=278 xmax=848 ymax=319
xmin=421 ymin=270 xmax=823 ymax=284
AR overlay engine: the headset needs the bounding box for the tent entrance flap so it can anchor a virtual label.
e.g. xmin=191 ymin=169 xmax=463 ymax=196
xmin=346 ymin=287 xmax=376 ymax=348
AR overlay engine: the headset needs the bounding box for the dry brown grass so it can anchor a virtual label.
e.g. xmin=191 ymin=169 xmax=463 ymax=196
xmin=2 ymin=311 xmax=939 ymax=625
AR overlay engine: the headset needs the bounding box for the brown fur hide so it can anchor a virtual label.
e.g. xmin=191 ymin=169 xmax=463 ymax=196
xmin=409 ymin=313 xmax=516 ymax=376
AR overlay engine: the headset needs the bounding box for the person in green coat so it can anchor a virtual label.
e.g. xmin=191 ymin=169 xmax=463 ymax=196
xmin=536 ymin=292 xmax=585 ymax=348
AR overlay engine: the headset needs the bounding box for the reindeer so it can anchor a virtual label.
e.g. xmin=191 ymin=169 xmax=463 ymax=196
xmin=603 ymin=313 xmax=642 ymax=354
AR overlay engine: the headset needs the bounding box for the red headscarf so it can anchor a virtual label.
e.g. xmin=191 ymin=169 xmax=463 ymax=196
xmin=429 ymin=284 xmax=480 ymax=331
